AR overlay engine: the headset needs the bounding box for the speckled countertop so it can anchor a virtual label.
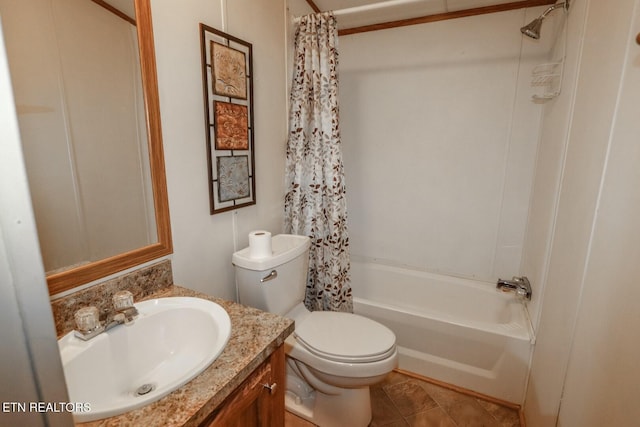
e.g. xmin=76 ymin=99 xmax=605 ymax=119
xmin=74 ymin=285 xmax=294 ymax=427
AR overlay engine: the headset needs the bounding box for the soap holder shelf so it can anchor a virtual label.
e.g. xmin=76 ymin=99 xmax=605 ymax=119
xmin=530 ymin=60 xmax=564 ymax=101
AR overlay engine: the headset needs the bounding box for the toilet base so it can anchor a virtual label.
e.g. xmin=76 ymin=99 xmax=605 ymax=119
xmin=285 ymin=385 xmax=371 ymax=427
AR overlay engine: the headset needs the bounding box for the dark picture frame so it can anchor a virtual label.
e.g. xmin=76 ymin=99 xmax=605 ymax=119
xmin=199 ymin=23 xmax=255 ymax=214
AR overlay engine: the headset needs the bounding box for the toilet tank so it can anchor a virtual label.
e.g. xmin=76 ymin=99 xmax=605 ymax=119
xmin=232 ymin=234 xmax=310 ymax=315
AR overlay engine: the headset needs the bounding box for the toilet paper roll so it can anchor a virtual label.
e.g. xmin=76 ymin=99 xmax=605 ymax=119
xmin=248 ymin=230 xmax=272 ymax=259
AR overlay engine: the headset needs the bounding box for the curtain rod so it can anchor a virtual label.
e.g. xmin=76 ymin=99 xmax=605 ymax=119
xmin=292 ymin=0 xmax=557 ymax=35
xmin=293 ymin=0 xmax=427 ymax=23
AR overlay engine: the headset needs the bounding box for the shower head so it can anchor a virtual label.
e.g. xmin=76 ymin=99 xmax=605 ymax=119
xmin=521 ymin=17 xmax=544 ymax=39
xmin=520 ymin=1 xmax=570 ymax=40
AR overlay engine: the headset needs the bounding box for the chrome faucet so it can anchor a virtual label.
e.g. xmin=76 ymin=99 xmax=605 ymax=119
xmin=496 ymin=276 xmax=532 ymax=300
xmin=102 ymin=306 xmax=139 ymax=331
xmin=73 ymin=291 xmax=138 ymax=341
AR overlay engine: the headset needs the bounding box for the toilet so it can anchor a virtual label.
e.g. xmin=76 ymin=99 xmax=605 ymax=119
xmin=232 ymin=234 xmax=398 ymax=427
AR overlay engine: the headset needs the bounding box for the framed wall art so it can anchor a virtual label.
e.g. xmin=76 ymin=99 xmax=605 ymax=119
xmin=211 ymin=42 xmax=247 ymax=99
xmin=200 ymin=23 xmax=255 ymax=214
xmin=217 ymin=155 xmax=250 ymax=202
xmin=214 ymin=101 xmax=248 ymax=150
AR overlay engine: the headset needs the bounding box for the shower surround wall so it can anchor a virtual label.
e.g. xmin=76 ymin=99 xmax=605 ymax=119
xmin=339 ymin=8 xmax=553 ymax=302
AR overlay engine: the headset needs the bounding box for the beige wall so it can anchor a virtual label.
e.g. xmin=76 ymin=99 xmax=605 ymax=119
xmin=151 ymin=0 xmax=288 ymax=299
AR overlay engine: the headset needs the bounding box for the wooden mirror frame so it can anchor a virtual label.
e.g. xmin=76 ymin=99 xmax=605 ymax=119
xmin=47 ymin=0 xmax=172 ymax=295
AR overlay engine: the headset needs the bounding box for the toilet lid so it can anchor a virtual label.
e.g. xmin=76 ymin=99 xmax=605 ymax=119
xmin=294 ymin=312 xmax=396 ymax=363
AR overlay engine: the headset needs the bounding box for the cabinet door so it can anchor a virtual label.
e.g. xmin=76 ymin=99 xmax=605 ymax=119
xmin=202 ymin=345 xmax=285 ymax=427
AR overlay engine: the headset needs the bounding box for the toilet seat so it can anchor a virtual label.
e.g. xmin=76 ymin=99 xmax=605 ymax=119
xmin=294 ymin=311 xmax=396 ymax=364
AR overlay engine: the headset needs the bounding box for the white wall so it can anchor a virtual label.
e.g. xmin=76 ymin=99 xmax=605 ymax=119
xmin=151 ymin=0 xmax=288 ymax=300
xmin=520 ymin=3 xmax=583 ymax=332
xmin=557 ymin=3 xmax=640 ymax=423
xmin=521 ymin=1 xmax=590 ymax=423
xmin=524 ymin=0 xmax=640 ymax=425
xmin=0 ymin=17 xmax=71 ymax=425
xmin=339 ymin=7 xmax=553 ymax=285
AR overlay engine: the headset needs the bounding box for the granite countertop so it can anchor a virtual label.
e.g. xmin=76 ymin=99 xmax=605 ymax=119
xmin=76 ymin=285 xmax=294 ymax=427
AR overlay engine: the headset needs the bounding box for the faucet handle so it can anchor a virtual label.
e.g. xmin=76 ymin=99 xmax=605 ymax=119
xmin=113 ymin=290 xmax=135 ymax=311
xmin=74 ymin=306 xmax=101 ymax=333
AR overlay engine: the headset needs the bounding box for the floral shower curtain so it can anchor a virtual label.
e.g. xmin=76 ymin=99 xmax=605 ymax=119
xmin=284 ymin=12 xmax=352 ymax=313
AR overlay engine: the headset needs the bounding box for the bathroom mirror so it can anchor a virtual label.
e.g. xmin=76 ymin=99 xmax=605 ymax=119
xmin=1 ymin=0 xmax=171 ymax=295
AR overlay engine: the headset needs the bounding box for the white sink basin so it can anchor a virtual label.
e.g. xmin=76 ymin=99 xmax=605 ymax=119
xmin=58 ymin=297 xmax=231 ymax=422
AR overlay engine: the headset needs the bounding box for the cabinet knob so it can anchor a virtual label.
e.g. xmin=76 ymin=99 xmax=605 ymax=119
xmin=636 ymin=32 xmax=640 ymax=45
xmin=263 ymin=382 xmax=277 ymax=395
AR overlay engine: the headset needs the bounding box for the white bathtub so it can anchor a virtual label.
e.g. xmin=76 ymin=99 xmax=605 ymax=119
xmin=350 ymin=259 xmax=533 ymax=404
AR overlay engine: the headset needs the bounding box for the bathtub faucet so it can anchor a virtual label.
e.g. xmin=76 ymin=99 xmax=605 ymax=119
xmin=496 ymin=276 xmax=532 ymax=301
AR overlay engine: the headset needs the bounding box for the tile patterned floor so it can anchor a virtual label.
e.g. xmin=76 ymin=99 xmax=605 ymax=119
xmin=285 ymin=371 xmax=522 ymax=427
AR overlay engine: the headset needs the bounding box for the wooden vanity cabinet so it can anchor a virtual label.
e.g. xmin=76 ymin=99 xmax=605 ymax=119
xmin=201 ymin=345 xmax=285 ymax=427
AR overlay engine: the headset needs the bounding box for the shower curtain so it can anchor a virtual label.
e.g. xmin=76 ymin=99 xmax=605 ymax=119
xmin=284 ymin=12 xmax=352 ymax=313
